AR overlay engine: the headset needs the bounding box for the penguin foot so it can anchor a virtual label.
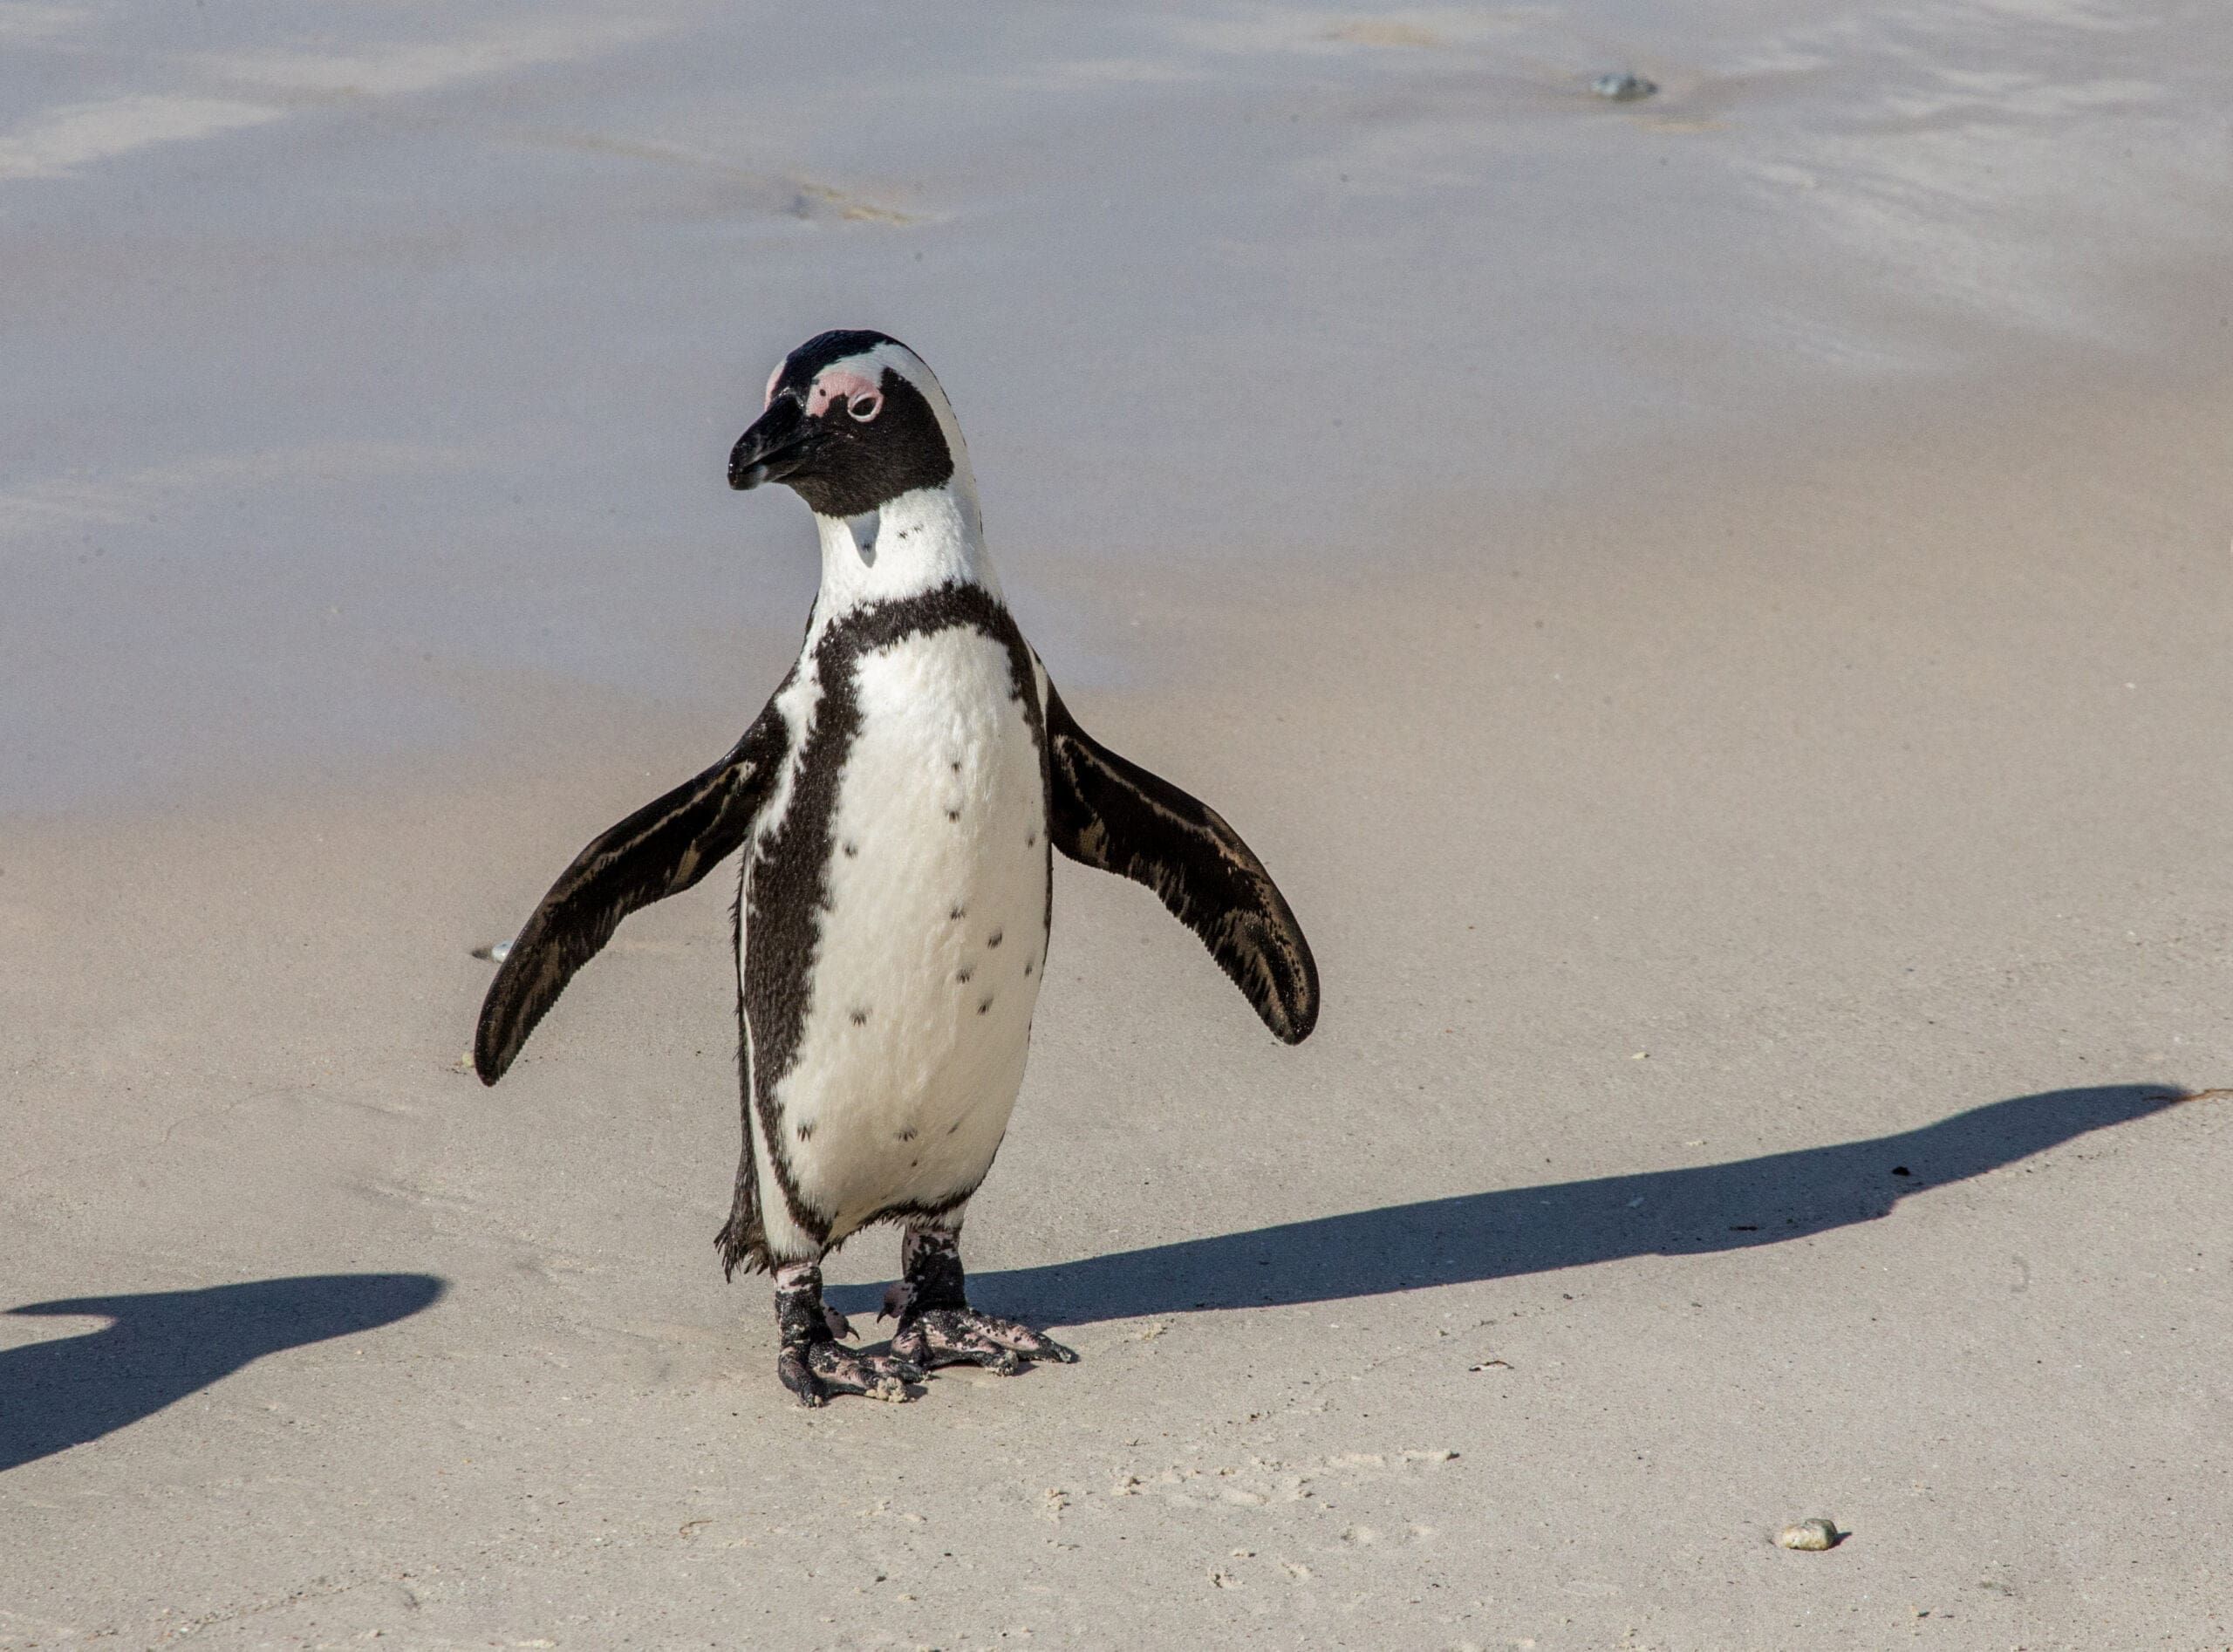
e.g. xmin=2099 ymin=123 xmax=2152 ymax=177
xmin=889 ymin=1307 xmax=1078 ymax=1376
xmin=882 ymin=1223 xmax=1078 ymax=1376
xmin=772 ymin=1259 xmax=922 ymax=1406
xmin=778 ymin=1341 xmax=926 ymax=1408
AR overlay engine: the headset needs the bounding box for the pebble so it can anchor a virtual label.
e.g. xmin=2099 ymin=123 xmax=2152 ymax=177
xmin=1776 ymin=1518 xmax=1840 ymax=1551
xmin=1590 ymin=72 xmax=1657 ymax=102
xmin=470 ymin=940 xmax=513 ymax=963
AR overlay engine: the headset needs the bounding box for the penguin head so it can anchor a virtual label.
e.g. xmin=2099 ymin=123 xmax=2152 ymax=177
xmin=728 ymin=331 xmax=967 ymax=521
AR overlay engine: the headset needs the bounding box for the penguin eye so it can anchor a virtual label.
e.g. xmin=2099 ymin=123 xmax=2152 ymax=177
xmin=848 ymin=393 xmax=882 ymax=422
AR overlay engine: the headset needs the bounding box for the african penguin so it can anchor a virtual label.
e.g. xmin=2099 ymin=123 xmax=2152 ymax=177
xmin=475 ymin=331 xmax=1319 ymax=1405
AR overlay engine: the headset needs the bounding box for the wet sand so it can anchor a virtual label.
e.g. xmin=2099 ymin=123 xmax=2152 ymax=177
xmin=7 ymin=337 xmax=2233 ymax=1645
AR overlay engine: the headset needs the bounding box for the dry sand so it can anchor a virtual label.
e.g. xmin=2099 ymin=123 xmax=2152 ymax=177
xmin=6 ymin=338 xmax=2232 ymax=1647
xmin=7 ymin=3 xmax=2233 ymax=1648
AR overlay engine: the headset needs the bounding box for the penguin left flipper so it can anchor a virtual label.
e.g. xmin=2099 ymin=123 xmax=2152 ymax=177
xmin=475 ymin=708 xmax=787 ymax=1085
xmin=1041 ymin=679 xmax=1321 ymax=1044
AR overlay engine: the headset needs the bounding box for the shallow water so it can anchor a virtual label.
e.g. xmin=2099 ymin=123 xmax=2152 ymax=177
xmin=3 ymin=0 xmax=2227 ymax=810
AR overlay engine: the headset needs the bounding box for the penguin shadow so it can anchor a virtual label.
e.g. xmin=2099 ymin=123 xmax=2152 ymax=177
xmin=0 ymin=1273 xmax=445 ymax=1473
xmin=907 ymin=1083 xmax=2194 ymax=1328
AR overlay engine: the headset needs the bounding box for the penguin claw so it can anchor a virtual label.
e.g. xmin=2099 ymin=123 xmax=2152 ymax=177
xmin=779 ymin=1341 xmax=925 ymax=1407
xmin=891 ymin=1307 xmax=1078 ymax=1374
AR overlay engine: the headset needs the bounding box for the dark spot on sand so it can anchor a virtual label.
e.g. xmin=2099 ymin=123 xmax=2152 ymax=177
xmin=1590 ymin=70 xmax=1656 ymax=101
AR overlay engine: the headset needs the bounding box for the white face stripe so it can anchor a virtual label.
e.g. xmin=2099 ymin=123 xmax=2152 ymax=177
xmin=798 ymin=342 xmax=985 ymax=560
xmin=819 ymin=344 xmax=975 ymax=496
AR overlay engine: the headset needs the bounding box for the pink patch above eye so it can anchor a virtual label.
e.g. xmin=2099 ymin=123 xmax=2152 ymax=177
xmin=763 ymin=364 xmax=785 ymax=408
xmin=808 ymin=366 xmax=881 ymax=419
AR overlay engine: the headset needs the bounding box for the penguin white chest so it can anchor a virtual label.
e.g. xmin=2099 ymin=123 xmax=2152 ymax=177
xmin=767 ymin=625 xmax=1049 ymax=1239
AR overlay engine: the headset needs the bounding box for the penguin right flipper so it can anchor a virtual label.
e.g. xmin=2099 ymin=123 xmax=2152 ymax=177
xmin=475 ymin=708 xmax=787 ymax=1085
xmin=1041 ymin=679 xmax=1320 ymax=1045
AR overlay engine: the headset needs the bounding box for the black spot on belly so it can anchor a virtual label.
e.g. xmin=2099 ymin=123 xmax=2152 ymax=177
xmin=897 ymin=1126 xmax=917 ymax=1143
xmin=796 ymin=1121 xmax=815 ymax=1143
xmin=978 ymin=996 xmax=994 ymax=1015
xmin=1024 ymin=961 xmax=1034 ymax=977
xmin=850 ymin=1007 xmax=870 ymax=1027
xmin=956 ymin=964 xmax=974 ymax=984
xmin=946 ymin=809 xmax=961 ymax=823
xmin=842 ymin=840 xmax=858 ymax=858
xmin=949 ymin=905 xmax=966 ymax=921
xmin=950 ymin=760 xmax=961 ymax=773
xmin=987 ymin=930 xmax=1003 ymax=949
xmin=1025 ymin=830 xmax=1035 ymax=847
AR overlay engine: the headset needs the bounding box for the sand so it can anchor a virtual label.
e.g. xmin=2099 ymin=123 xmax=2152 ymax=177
xmin=6 ymin=3 xmax=2233 ymax=1649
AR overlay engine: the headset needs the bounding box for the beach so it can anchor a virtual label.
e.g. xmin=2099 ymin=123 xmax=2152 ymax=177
xmin=5 ymin=3 xmax=2233 ymax=1647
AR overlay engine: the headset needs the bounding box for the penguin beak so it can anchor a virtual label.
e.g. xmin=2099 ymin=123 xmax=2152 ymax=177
xmin=728 ymin=398 xmax=823 ymax=491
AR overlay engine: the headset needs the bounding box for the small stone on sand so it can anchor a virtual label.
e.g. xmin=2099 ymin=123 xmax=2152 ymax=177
xmin=1776 ymin=1518 xmax=1840 ymax=1551
xmin=1591 ymin=72 xmax=1657 ymax=101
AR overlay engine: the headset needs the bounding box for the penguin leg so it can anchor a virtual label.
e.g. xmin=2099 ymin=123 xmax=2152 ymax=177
xmin=882 ymin=1220 xmax=1078 ymax=1375
xmin=773 ymin=1260 xmax=925 ymax=1407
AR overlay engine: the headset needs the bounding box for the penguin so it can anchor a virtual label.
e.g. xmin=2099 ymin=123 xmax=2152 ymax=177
xmin=474 ymin=331 xmax=1318 ymax=1405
